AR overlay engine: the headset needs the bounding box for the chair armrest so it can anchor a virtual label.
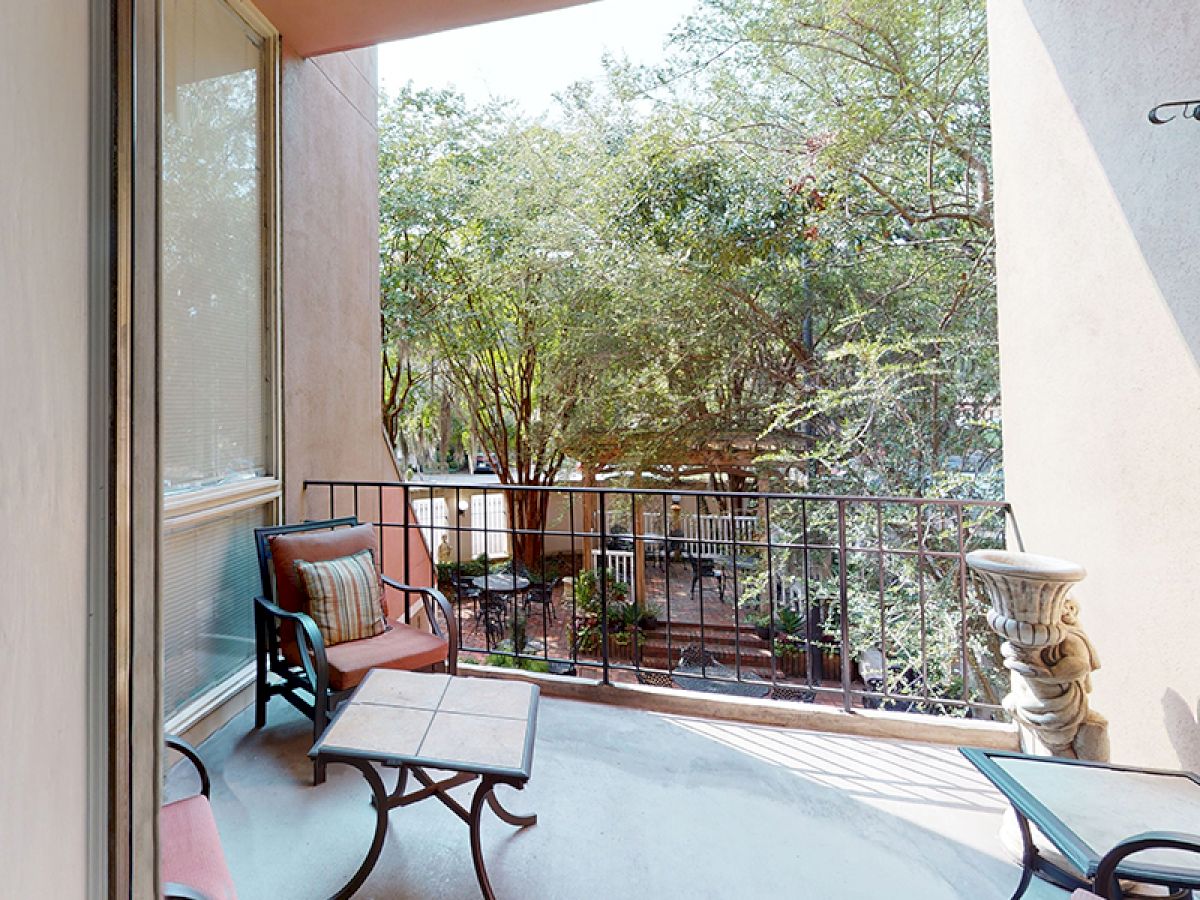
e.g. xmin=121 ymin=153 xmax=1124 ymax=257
xmin=163 ymin=882 xmax=212 ymax=900
xmin=381 ymin=577 xmax=459 ymax=673
xmin=1094 ymin=831 xmax=1200 ymax=899
xmin=164 ymin=735 xmax=210 ymax=798
xmin=254 ymin=596 xmax=327 ymax=688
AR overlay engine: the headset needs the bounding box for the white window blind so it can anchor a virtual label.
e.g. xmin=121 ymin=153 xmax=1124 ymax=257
xmin=411 ymin=497 xmax=450 ymax=555
xmin=162 ymin=505 xmax=269 ymax=714
xmin=161 ymin=0 xmax=268 ymax=495
xmin=471 ymin=493 xmax=509 ymax=559
xmin=160 ymin=0 xmax=275 ymax=722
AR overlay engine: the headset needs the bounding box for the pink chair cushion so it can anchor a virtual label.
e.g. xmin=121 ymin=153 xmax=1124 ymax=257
xmin=1072 ymin=890 xmax=1103 ymax=900
xmin=161 ymin=795 xmax=237 ymax=900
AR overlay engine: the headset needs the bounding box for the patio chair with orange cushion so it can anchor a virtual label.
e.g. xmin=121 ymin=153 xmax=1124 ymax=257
xmin=253 ymin=517 xmax=458 ymax=783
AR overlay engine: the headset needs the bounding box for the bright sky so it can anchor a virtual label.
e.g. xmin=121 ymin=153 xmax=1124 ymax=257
xmin=378 ymin=0 xmax=699 ymax=115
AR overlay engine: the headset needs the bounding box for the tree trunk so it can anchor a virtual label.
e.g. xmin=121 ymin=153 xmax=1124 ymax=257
xmin=507 ymin=487 xmax=550 ymax=569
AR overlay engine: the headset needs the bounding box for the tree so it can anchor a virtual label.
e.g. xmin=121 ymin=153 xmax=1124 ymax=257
xmin=608 ymin=0 xmax=999 ymax=496
xmin=380 ymin=90 xmax=617 ymax=563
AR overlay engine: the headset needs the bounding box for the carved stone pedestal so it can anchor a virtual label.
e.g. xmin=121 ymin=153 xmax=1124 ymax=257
xmin=966 ymin=549 xmax=1108 ymax=762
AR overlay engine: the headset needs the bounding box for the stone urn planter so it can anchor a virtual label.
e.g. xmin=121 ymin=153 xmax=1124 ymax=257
xmin=966 ymin=550 xmax=1108 ymax=761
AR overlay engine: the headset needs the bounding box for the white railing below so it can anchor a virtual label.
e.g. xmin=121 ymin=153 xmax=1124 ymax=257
xmin=590 ymin=548 xmax=637 ymax=605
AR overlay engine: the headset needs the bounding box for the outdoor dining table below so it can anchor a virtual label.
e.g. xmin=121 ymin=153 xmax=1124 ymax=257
xmin=471 ymin=573 xmax=530 ymax=594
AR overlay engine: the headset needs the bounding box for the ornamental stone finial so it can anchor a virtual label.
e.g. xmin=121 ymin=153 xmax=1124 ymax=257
xmin=966 ymin=550 xmax=1109 ymax=762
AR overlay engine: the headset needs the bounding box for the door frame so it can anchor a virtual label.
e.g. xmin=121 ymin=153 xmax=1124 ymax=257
xmin=91 ymin=0 xmax=162 ymax=895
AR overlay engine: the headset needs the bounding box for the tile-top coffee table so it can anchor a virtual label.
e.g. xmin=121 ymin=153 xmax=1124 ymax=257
xmin=962 ymin=748 xmax=1200 ymax=899
xmin=311 ymin=669 xmax=539 ymax=900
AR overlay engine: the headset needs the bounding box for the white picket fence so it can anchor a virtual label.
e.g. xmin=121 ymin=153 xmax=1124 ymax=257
xmin=590 ymin=548 xmax=637 ymax=605
xmin=639 ymin=511 xmax=757 ymax=557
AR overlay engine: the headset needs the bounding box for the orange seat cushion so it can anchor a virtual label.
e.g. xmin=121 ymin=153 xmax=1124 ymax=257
xmin=323 ymin=618 xmax=448 ymax=691
xmin=161 ymin=795 xmax=237 ymax=900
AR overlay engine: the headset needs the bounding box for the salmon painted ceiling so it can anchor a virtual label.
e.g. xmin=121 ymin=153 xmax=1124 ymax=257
xmin=253 ymin=0 xmax=594 ymax=57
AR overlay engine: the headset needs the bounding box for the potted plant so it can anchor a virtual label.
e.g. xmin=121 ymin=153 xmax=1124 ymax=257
xmin=773 ymin=633 xmax=806 ymax=677
xmin=637 ymin=601 xmax=662 ymax=630
xmin=748 ymin=610 xmax=773 ymax=642
xmin=772 ymin=607 xmax=808 ymax=676
xmin=606 ymin=628 xmax=641 ymax=663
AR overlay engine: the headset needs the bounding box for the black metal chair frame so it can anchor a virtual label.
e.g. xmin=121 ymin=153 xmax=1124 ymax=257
xmin=686 ymin=553 xmax=726 ymax=603
xmin=1091 ymin=832 xmax=1200 ymax=899
xmin=477 ymin=592 xmax=509 ymax=648
xmin=523 ymin=578 xmax=559 ymax=624
xmin=252 ymin=517 xmax=458 ymax=783
xmin=448 ymin=571 xmax=483 ymax=615
xmin=163 ymin=735 xmax=218 ymax=900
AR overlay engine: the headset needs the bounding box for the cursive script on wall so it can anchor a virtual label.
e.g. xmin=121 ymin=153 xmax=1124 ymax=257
xmin=1149 ymin=99 xmax=1200 ymax=124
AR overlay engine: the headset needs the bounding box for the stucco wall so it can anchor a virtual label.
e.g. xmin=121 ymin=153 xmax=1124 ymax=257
xmin=280 ymin=45 xmax=399 ymax=517
xmin=0 ymin=0 xmax=89 ymax=894
xmin=988 ymin=1 xmax=1200 ymax=767
xmin=279 ymin=45 xmax=433 ymax=586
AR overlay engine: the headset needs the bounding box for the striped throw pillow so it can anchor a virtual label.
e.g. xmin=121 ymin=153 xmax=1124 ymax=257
xmin=295 ymin=550 xmax=387 ymax=647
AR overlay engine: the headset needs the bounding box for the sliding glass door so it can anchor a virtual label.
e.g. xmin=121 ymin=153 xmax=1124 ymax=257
xmin=159 ymin=0 xmax=279 ymax=722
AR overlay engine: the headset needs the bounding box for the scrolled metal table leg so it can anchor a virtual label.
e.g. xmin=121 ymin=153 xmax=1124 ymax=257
xmin=324 ymin=757 xmax=390 ymax=900
xmin=469 ymin=777 xmax=500 ymax=900
xmin=486 ymin=788 xmax=537 ymax=828
xmin=468 ymin=777 xmax=538 ymax=899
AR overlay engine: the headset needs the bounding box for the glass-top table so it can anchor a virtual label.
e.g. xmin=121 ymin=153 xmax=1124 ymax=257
xmin=961 ymin=748 xmax=1200 ymax=898
xmin=471 ymin=573 xmax=530 ymax=594
xmin=312 ymin=669 xmax=539 ymax=899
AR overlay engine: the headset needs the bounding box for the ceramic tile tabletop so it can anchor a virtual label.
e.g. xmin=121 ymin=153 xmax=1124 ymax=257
xmin=312 ymin=670 xmax=539 ymax=779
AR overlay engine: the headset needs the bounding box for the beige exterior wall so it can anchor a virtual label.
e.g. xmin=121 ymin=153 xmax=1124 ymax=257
xmin=0 ymin=0 xmax=90 ymax=895
xmin=279 ymin=45 xmax=399 ymax=519
xmin=988 ymin=0 xmax=1200 ymax=767
xmin=278 ymin=43 xmax=434 ymax=588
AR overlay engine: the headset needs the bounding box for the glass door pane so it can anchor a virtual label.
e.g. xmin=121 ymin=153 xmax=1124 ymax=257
xmin=161 ymin=0 xmax=268 ymax=494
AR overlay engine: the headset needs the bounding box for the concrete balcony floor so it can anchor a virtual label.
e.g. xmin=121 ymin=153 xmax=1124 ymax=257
xmin=170 ymin=691 xmax=1066 ymax=899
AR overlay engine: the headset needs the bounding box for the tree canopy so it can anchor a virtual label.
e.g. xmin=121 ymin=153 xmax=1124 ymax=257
xmin=379 ymin=0 xmax=1000 ymax=501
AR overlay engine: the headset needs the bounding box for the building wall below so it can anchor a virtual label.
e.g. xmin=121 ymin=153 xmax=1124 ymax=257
xmin=989 ymin=0 xmax=1200 ymax=767
xmin=0 ymin=0 xmax=90 ymax=894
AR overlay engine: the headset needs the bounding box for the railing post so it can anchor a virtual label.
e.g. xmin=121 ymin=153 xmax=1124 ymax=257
xmin=402 ymin=484 xmax=411 ymax=624
xmin=454 ymin=486 xmax=464 ymax=652
xmin=764 ymin=496 xmax=776 ymax=685
xmin=836 ymin=499 xmax=852 ymax=712
xmin=730 ymin=497 xmax=741 ymax=682
xmin=598 ymin=490 xmax=610 ymax=685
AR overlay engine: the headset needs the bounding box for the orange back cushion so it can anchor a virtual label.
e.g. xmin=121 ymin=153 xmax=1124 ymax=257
xmin=268 ymin=524 xmax=384 ymax=651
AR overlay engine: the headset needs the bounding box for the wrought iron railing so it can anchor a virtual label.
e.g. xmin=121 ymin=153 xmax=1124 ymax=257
xmin=304 ymin=479 xmax=1017 ymax=718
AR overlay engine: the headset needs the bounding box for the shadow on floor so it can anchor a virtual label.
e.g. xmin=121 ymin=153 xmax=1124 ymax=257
xmin=171 ymin=696 xmax=1069 ymax=900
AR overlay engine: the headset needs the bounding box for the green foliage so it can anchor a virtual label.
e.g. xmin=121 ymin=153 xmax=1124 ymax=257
xmin=381 ymin=2 xmax=1004 ymax=703
xmin=380 ymin=0 xmax=999 ymax=498
xmin=776 ymin=607 xmax=805 ymax=638
xmin=484 ymin=652 xmax=551 ymax=674
xmin=435 ymin=554 xmax=490 ymax=581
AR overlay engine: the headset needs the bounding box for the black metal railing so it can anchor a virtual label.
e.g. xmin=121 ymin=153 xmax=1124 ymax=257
xmin=303 ymin=479 xmax=1017 ymax=719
